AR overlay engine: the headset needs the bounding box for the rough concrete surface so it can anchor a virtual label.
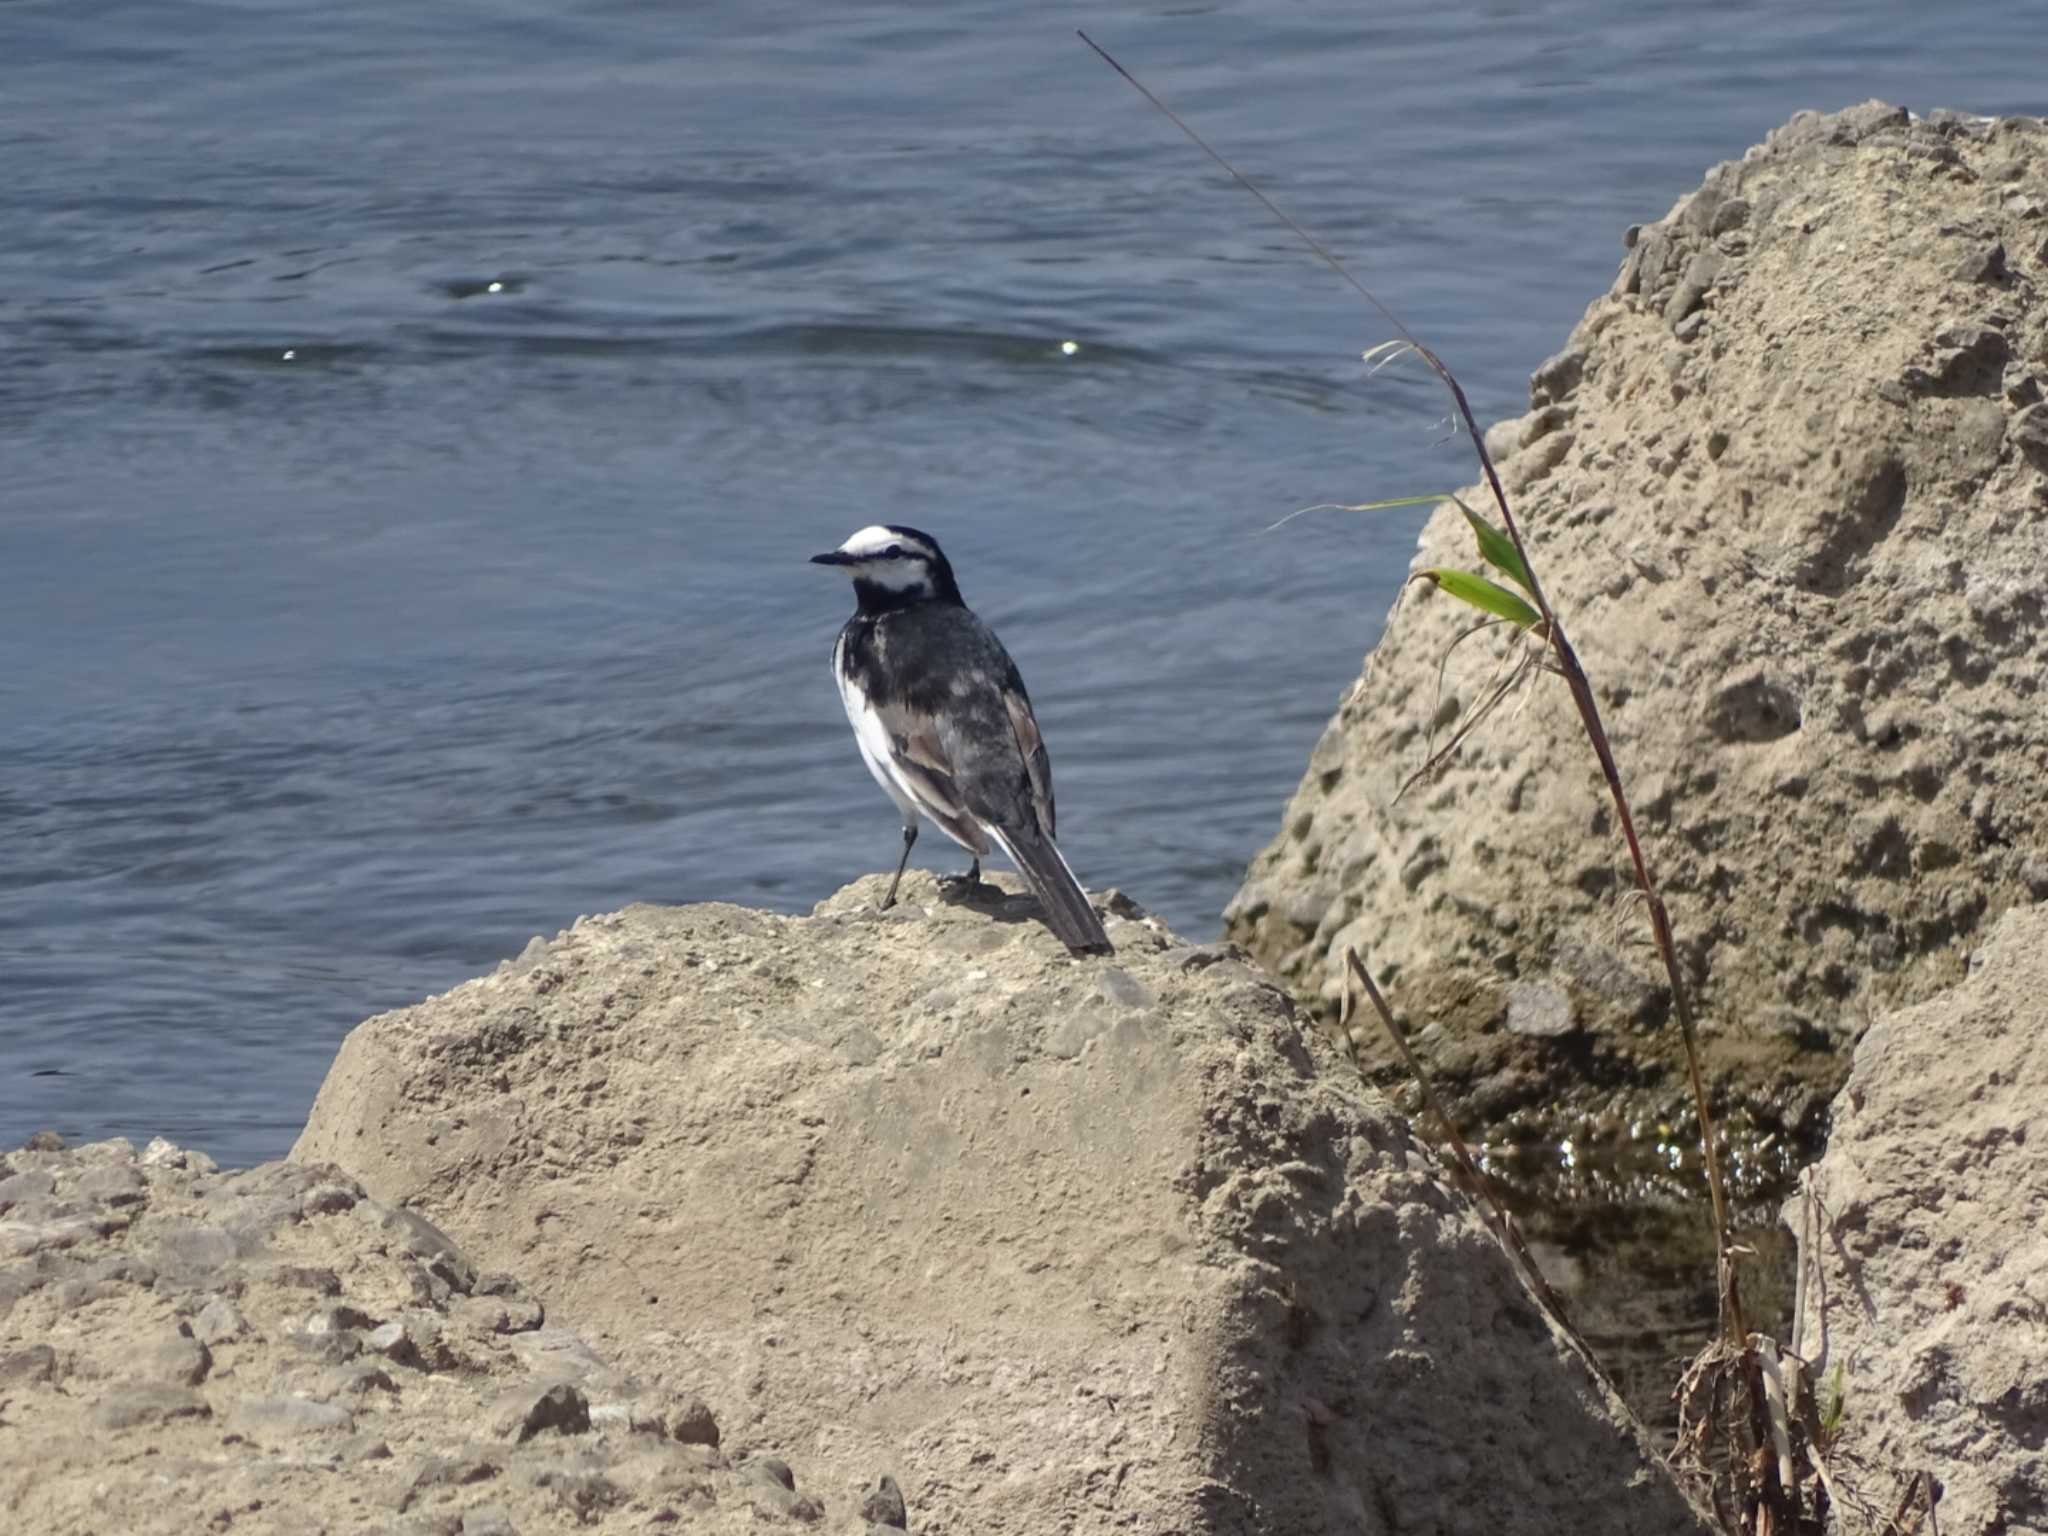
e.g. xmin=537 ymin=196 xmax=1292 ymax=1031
xmin=1226 ymin=105 xmax=2048 ymax=1143
xmin=0 ymin=1137 xmax=824 ymax=1535
xmin=294 ymin=875 xmax=1710 ymax=1535
xmin=1786 ymin=903 xmax=2048 ymax=1535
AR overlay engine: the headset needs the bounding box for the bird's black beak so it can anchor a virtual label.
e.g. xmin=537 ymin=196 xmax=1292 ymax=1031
xmin=810 ymin=550 xmax=857 ymax=566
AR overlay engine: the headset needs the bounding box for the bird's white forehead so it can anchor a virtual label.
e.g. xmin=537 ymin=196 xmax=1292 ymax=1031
xmin=836 ymin=524 xmax=927 ymax=560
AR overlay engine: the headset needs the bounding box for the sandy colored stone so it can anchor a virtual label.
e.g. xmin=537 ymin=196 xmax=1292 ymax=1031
xmin=95 ymin=1383 xmax=212 ymax=1430
xmin=0 ymin=1342 xmax=56 ymax=1383
xmin=1226 ymin=105 xmax=2048 ymax=1145
xmin=191 ymin=1294 xmax=248 ymax=1344
xmin=0 ymin=1139 xmax=822 ymax=1534
xmin=1786 ymin=903 xmax=2048 ymax=1534
xmin=666 ymin=1396 xmax=720 ymax=1447
xmin=148 ymin=1329 xmax=212 ymax=1386
xmin=492 ymin=1381 xmax=590 ymax=1443
xmin=295 ymin=875 xmax=1708 ymax=1534
xmin=859 ymin=1472 xmax=908 ymax=1528
xmin=230 ymin=1393 xmax=357 ymax=1436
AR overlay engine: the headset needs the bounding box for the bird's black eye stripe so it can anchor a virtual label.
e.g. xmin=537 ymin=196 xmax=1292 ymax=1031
xmin=884 ymin=545 xmax=904 ymax=559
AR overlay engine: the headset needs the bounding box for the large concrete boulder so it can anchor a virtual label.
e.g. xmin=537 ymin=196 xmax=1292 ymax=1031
xmin=1786 ymin=902 xmax=2048 ymax=1534
xmin=1225 ymin=105 xmax=2048 ymax=1139
xmin=294 ymin=875 xmax=1709 ymax=1534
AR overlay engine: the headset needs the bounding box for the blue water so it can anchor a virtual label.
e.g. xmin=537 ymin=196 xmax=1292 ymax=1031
xmin=2 ymin=0 xmax=2040 ymax=1163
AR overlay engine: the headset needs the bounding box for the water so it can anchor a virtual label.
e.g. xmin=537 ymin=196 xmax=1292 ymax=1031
xmin=3 ymin=0 xmax=2039 ymax=1374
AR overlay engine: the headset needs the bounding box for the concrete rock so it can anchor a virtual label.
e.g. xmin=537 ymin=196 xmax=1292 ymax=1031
xmin=858 ymin=1473 xmax=908 ymax=1528
xmin=150 ymin=1331 xmax=213 ymax=1387
xmin=665 ymin=1395 xmax=720 ymax=1447
xmin=341 ymin=1433 xmax=394 ymax=1463
xmin=1787 ymin=903 xmax=2048 ymax=1534
xmin=453 ymin=1290 xmax=543 ymax=1336
xmin=588 ymin=1398 xmax=665 ymax=1436
xmin=191 ymin=1295 xmax=248 ymax=1344
xmin=300 ymin=1180 xmax=361 ymax=1217
xmin=1506 ymin=979 xmax=1577 ymax=1039
xmin=73 ymin=1163 xmax=147 ymax=1207
xmin=138 ymin=1218 xmax=248 ymax=1289
xmin=259 ymin=1260 xmax=342 ymax=1295
xmin=0 ymin=1343 xmax=57 ymax=1384
xmin=95 ymin=1385 xmax=211 ymax=1430
xmin=402 ymin=1448 xmax=503 ymax=1510
xmin=0 ymin=1209 xmax=110 ymax=1258
xmin=367 ymin=1318 xmax=425 ymax=1366
xmin=296 ymin=879 xmax=1709 ymax=1534
xmin=328 ymin=1359 xmax=400 ymax=1397
xmin=460 ymin=1506 xmax=518 ymax=1536
xmin=230 ymin=1393 xmax=357 ymax=1436
xmin=0 ymin=1170 xmax=57 ymax=1211
xmin=740 ymin=1456 xmax=796 ymax=1493
xmin=288 ymin=1316 xmax=363 ymax=1364
xmin=140 ymin=1136 xmax=189 ymax=1169
xmin=2 ymin=1140 xmax=816 ymax=1535
xmin=491 ymin=1381 xmax=590 ymax=1443
xmin=356 ymin=1200 xmax=477 ymax=1295
xmin=1227 ymin=104 xmax=2048 ymax=1152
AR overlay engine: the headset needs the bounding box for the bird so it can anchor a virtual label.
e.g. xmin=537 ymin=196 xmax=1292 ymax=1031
xmin=810 ymin=523 xmax=1112 ymax=956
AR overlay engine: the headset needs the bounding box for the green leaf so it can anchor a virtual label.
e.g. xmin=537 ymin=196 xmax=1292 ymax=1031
xmin=1451 ymin=495 xmax=1534 ymax=594
xmin=1410 ymin=568 xmax=1542 ymax=631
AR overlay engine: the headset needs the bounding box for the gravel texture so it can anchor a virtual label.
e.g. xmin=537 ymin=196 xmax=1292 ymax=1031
xmin=0 ymin=1136 xmax=852 ymax=1534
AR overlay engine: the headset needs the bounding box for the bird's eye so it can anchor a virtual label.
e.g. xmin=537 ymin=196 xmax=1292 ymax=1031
xmin=884 ymin=546 xmax=903 ymax=559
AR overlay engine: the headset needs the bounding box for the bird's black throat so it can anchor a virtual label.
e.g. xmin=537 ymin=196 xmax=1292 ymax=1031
xmin=851 ymin=566 xmax=964 ymax=615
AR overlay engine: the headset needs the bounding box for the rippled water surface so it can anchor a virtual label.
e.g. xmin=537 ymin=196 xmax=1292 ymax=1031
xmin=4 ymin=4 xmax=2038 ymax=1171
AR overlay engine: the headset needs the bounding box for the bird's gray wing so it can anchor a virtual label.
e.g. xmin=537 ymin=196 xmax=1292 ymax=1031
xmin=1003 ymin=687 xmax=1056 ymax=839
xmin=872 ymin=695 xmax=991 ymax=854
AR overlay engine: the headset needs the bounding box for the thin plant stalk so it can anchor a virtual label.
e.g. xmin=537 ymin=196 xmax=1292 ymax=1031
xmin=1079 ymin=29 xmax=1745 ymax=1344
xmin=1343 ymin=948 xmax=1601 ymax=1372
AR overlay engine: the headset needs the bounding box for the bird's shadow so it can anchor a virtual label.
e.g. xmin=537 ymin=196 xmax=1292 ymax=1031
xmin=934 ymin=874 xmax=1042 ymax=927
xmin=848 ymin=869 xmax=1059 ymax=933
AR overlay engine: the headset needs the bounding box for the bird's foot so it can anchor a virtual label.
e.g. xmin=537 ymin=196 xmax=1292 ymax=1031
xmin=936 ymin=862 xmax=993 ymax=901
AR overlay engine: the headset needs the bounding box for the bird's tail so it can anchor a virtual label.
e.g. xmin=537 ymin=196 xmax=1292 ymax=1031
xmin=986 ymin=821 xmax=1113 ymax=956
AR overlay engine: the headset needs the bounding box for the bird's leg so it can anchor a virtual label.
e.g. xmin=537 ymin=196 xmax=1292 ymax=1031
xmin=936 ymin=858 xmax=983 ymax=897
xmin=879 ymin=822 xmax=917 ymax=910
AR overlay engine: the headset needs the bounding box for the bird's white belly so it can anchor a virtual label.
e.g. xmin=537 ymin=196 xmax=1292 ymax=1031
xmin=833 ymin=636 xmax=980 ymax=850
xmin=846 ymin=690 xmax=917 ymax=820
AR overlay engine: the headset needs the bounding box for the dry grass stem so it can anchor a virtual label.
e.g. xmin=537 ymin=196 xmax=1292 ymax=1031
xmin=1341 ymin=948 xmax=1601 ymax=1374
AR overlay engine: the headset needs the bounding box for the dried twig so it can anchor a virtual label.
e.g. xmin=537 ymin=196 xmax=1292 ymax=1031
xmin=1399 ymin=622 xmax=1545 ymax=800
xmin=1342 ymin=948 xmax=1600 ymax=1371
xmin=1881 ymin=1471 xmax=1932 ymax=1536
xmin=1757 ymin=1338 xmax=1800 ymax=1524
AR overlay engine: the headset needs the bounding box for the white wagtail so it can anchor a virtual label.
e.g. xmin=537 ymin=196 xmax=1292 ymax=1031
xmin=811 ymin=524 xmax=1113 ymax=956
